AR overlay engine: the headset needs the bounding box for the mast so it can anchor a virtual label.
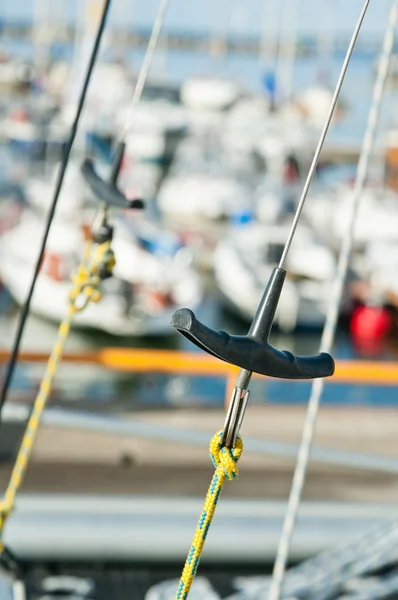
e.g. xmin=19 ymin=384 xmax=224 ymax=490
xmin=316 ymin=0 xmax=336 ymax=86
xmin=259 ymin=0 xmax=285 ymax=108
xmin=276 ymin=0 xmax=301 ymax=101
xmin=209 ymin=0 xmax=228 ymax=74
xmin=272 ymin=0 xmax=286 ymax=103
xmin=67 ymin=0 xmax=109 ymax=104
xmin=32 ymin=0 xmax=53 ymax=86
xmin=112 ymin=0 xmax=132 ymax=61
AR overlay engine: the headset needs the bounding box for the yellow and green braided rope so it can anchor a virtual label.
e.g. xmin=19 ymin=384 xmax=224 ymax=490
xmin=175 ymin=430 xmax=243 ymax=600
xmin=0 ymin=305 xmax=76 ymax=547
xmin=0 ymin=240 xmax=115 ymax=547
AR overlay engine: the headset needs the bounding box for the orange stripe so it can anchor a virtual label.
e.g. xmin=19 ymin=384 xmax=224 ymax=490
xmin=0 ymin=349 xmax=100 ymax=365
xmin=333 ymin=361 xmax=398 ymax=385
xmin=98 ymin=348 xmax=238 ymax=375
xmin=0 ymin=348 xmax=397 ymax=385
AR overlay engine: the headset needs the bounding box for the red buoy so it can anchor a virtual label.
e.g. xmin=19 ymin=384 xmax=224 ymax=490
xmin=350 ymin=305 xmax=393 ymax=356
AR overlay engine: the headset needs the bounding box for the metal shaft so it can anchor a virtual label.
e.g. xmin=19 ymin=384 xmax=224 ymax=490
xmin=93 ymin=0 xmax=170 ymax=236
xmin=222 ymin=267 xmax=287 ymax=447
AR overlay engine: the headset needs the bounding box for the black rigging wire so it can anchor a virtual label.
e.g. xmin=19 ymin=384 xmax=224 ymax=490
xmin=0 ymin=0 xmax=112 ymax=420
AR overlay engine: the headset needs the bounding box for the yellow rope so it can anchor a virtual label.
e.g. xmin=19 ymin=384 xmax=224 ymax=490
xmin=0 ymin=239 xmax=115 ymax=549
xmin=175 ymin=430 xmax=243 ymax=600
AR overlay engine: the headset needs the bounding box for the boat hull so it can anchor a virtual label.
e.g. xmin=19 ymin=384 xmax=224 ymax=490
xmin=0 ymin=257 xmax=176 ymax=337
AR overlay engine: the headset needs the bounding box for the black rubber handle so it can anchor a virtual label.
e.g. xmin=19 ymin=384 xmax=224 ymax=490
xmin=171 ymin=309 xmax=334 ymax=379
xmin=81 ymin=158 xmax=144 ymax=210
xmin=170 ymin=267 xmax=335 ymax=380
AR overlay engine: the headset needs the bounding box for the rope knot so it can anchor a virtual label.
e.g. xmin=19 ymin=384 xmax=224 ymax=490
xmin=96 ymin=243 xmax=116 ymax=280
xmin=68 ymin=241 xmax=116 ymax=312
xmin=209 ymin=430 xmax=243 ymax=480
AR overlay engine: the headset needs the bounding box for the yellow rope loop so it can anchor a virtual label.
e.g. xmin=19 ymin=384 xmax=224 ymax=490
xmin=209 ymin=430 xmax=243 ymax=480
xmin=68 ymin=267 xmax=101 ymax=311
xmin=175 ymin=431 xmax=243 ymax=600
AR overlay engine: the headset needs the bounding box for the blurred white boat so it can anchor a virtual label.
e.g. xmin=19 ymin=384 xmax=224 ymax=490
xmin=119 ymin=160 xmax=163 ymax=201
xmin=23 ymin=162 xmax=87 ymax=217
xmin=288 ymin=84 xmax=337 ymax=129
xmin=254 ymin=181 xmax=302 ymax=225
xmin=254 ymin=117 xmax=317 ymax=180
xmin=158 ymin=172 xmax=250 ymax=223
xmin=157 ymin=135 xmax=252 ymax=223
xmin=3 ymin=107 xmax=38 ymax=149
xmin=180 ymin=77 xmax=242 ymax=111
xmin=115 ymin=100 xmax=188 ymax=165
xmin=55 ymin=57 xmax=188 ymax=166
xmin=0 ymin=212 xmax=203 ymax=337
xmin=4 ymin=104 xmax=67 ymax=156
xmin=21 ymin=158 xmax=161 ymax=219
xmin=59 ymin=62 xmax=134 ymax=132
xmin=214 ymin=220 xmax=336 ymax=331
xmin=53 ymin=61 xmax=134 ymax=154
xmin=0 ymin=52 xmax=35 ymax=93
xmin=111 ymin=213 xmax=203 ymax=309
xmin=74 ymin=98 xmax=188 ymax=166
xmin=221 ymin=96 xmax=271 ymax=156
xmin=18 ymin=161 xmax=198 ymax=302
xmin=306 ymin=185 xmax=398 ymax=248
xmin=349 ymin=240 xmax=398 ymax=309
xmin=0 ymin=199 xmax=23 ymax=235
xmin=0 ymin=186 xmax=24 ymax=234
xmin=220 ymin=97 xmax=317 ymax=184
xmin=185 ymin=107 xmax=225 ymax=137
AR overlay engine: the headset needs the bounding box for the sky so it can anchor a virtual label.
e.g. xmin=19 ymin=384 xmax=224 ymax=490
xmin=0 ymin=0 xmax=393 ymax=38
